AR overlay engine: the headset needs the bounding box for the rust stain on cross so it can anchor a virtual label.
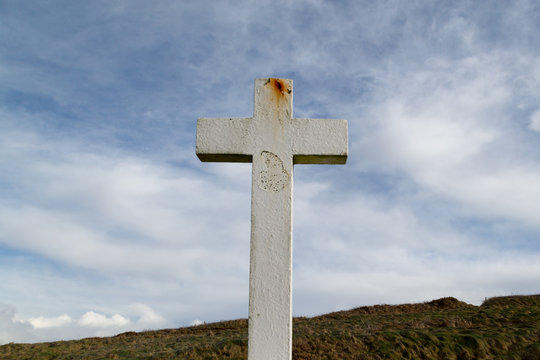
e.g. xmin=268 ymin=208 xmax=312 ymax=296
xmin=266 ymin=78 xmax=291 ymax=97
xmin=264 ymin=78 xmax=292 ymax=122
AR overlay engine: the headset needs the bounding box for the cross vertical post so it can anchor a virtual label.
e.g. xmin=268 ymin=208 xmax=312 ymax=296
xmin=196 ymin=78 xmax=347 ymax=360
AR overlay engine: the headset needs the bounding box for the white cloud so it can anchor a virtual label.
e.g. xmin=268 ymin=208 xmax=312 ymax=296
xmin=354 ymin=50 xmax=540 ymax=230
xmin=0 ymin=302 xmax=167 ymax=343
xmin=530 ymin=109 xmax=540 ymax=132
xmin=129 ymin=303 xmax=165 ymax=329
xmin=295 ymin=253 xmax=540 ymax=313
xmin=191 ymin=319 xmax=204 ymax=326
xmin=0 ymin=303 xmax=35 ymax=345
xmin=0 ymin=126 xmax=251 ymax=283
xmin=77 ymin=311 xmax=130 ymax=328
xmin=27 ymin=314 xmax=72 ymax=329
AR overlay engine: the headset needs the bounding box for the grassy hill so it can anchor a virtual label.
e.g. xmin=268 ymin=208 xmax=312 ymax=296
xmin=1 ymin=295 xmax=539 ymax=359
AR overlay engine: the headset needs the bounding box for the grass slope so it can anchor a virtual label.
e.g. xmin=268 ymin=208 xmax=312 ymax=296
xmin=1 ymin=295 xmax=539 ymax=360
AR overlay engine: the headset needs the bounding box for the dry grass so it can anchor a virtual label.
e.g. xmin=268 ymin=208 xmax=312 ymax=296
xmin=1 ymin=295 xmax=539 ymax=359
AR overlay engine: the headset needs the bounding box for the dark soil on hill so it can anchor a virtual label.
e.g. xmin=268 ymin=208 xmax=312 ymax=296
xmin=1 ymin=295 xmax=539 ymax=359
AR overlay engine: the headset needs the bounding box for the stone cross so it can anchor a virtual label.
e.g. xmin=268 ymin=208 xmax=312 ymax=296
xmin=196 ymin=78 xmax=347 ymax=360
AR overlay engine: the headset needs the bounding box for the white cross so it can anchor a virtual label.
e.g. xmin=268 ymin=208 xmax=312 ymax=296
xmin=196 ymin=78 xmax=347 ymax=360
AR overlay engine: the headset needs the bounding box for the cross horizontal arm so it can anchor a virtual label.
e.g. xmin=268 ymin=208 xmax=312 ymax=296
xmin=290 ymin=118 xmax=348 ymax=164
xmin=196 ymin=117 xmax=253 ymax=162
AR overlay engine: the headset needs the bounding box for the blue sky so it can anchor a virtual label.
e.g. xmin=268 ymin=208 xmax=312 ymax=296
xmin=1 ymin=0 xmax=540 ymax=343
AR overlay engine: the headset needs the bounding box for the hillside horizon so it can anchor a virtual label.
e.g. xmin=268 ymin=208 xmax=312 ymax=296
xmin=2 ymin=294 xmax=539 ymax=359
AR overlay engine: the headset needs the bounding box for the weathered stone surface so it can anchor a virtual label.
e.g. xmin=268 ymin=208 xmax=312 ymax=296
xmin=196 ymin=78 xmax=347 ymax=360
